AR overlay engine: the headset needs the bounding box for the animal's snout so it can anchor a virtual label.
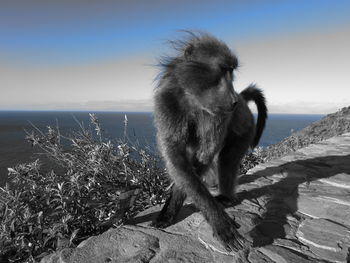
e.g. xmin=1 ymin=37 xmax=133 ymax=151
xmin=229 ymin=100 xmax=238 ymax=111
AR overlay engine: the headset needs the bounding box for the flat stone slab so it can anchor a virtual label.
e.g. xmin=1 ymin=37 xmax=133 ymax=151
xmin=42 ymin=224 xmax=241 ymax=263
xmin=319 ymin=173 xmax=350 ymax=189
xmin=42 ymin=227 xmax=160 ymax=263
xmin=296 ymin=218 xmax=350 ymax=262
xmin=296 ymin=193 xmax=350 ymax=225
xmin=42 ymin=133 xmax=350 ymax=263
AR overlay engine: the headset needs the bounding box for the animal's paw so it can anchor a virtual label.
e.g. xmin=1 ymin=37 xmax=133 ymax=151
xmin=212 ymin=213 xmax=247 ymax=252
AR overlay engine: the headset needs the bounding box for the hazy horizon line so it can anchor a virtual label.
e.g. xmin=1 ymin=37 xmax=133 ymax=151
xmin=0 ymin=100 xmax=348 ymax=115
xmin=0 ymin=109 xmax=331 ymax=116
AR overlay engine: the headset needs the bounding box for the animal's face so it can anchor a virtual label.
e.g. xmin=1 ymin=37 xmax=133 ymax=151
xmin=175 ymin=36 xmax=239 ymax=115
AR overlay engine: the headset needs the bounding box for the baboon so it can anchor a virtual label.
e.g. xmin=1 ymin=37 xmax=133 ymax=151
xmin=152 ymin=32 xmax=267 ymax=252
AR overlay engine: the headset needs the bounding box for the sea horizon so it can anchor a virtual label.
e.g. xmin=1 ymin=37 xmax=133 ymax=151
xmin=0 ymin=111 xmax=325 ymax=185
xmin=0 ymin=109 xmax=330 ymax=115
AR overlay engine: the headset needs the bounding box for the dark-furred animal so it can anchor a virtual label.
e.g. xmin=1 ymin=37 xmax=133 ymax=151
xmin=152 ymin=32 xmax=267 ymax=252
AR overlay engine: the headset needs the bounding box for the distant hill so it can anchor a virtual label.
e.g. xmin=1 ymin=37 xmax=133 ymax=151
xmin=262 ymin=106 xmax=350 ymax=161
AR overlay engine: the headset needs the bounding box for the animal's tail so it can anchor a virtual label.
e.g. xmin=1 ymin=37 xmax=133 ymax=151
xmin=240 ymin=84 xmax=268 ymax=148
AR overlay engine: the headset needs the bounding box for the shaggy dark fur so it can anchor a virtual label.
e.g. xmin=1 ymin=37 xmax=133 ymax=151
xmin=152 ymin=32 xmax=267 ymax=252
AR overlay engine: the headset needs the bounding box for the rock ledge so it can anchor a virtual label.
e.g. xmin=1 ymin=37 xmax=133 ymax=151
xmin=43 ymin=133 xmax=350 ymax=263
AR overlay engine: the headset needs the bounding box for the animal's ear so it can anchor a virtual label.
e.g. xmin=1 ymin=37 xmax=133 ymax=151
xmin=184 ymin=44 xmax=194 ymax=60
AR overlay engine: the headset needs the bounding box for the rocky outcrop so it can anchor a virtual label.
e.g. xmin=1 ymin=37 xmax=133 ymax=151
xmin=42 ymin=133 xmax=350 ymax=263
xmin=263 ymin=106 xmax=350 ymax=161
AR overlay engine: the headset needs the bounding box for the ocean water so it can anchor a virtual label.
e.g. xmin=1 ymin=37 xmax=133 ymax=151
xmin=0 ymin=111 xmax=324 ymax=185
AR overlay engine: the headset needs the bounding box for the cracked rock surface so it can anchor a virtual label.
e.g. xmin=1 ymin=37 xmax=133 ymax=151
xmin=42 ymin=133 xmax=350 ymax=263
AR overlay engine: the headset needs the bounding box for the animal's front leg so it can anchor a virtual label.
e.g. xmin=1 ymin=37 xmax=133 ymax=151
xmin=163 ymin=145 xmax=246 ymax=252
xmin=152 ymin=184 xmax=186 ymax=228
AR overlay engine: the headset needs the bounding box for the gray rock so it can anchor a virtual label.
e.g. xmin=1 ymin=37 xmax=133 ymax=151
xmin=319 ymin=173 xmax=350 ymax=189
xmin=296 ymin=193 xmax=350 ymax=226
xmin=258 ymin=245 xmax=319 ymax=263
xmin=296 ymin=218 xmax=350 ymax=262
xmin=42 ymin=133 xmax=350 ymax=263
xmin=42 ymin=227 xmax=160 ymax=263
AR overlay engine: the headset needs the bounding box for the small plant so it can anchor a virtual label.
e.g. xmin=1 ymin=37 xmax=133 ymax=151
xmin=0 ymin=114 xmax=169 ymax=262
xmin=240 ymin=147 xmax=265 ymax=175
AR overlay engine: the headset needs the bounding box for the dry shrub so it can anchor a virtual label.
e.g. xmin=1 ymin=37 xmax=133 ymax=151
xmin=0 ymin=114 xmax=169 ymax=262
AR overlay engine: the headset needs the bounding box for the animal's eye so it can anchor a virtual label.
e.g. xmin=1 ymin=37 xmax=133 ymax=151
xmin=221 ymin=66 xmax=234 ymax=75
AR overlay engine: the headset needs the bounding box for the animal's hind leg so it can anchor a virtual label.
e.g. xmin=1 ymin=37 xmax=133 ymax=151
xmin=217 ymin=135 xmax=251 ymax=204
xmin=151 ymin=184 xmax=186 ymax=228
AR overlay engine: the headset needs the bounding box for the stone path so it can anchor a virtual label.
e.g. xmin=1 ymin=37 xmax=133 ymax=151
xmin=234 ymin=132 xmax=350 ymax=262
xmin=42 ymin=133 xmax=350 ymax=263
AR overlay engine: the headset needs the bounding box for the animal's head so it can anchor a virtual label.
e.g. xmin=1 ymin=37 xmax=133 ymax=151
xmin=161 ymin=32 xmax=239 ymax=115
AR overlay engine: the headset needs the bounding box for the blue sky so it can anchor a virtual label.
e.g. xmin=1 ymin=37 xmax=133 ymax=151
xmin=1 ymin=0 xmax=349 ymax=65
xmin=1 ymin=0 xmax=350 ymax=113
